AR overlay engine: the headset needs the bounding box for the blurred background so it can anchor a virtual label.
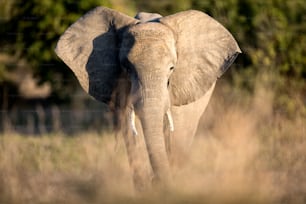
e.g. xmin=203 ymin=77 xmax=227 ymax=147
xmin=0 ymin=0 xmax=305 ymax=203
xmin=0 ymin=0 xmax=305 ymax=134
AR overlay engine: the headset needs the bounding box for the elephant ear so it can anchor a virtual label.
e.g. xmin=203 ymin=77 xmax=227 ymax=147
xmin=160 ymin=10 xmax=241 ymax=106
xmin=55 ymin=7 xmax=138 ymax=103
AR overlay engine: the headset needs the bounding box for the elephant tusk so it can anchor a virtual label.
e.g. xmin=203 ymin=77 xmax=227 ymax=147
xmin=130 ymin=108 xmax=138 ymax=136
xmin=166 ymin=109 xmax=174 ymax=132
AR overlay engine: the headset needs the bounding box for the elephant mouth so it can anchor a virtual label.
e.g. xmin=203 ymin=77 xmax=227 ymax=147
xmin=128 ymin=107 xmax=174 ymax=136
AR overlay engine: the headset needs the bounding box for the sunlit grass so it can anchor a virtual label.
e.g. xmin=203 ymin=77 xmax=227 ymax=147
xmin=0 ymin=88 xmax=305 ymax=204
xmin=0 ymin=133 xmax=134 ymax=203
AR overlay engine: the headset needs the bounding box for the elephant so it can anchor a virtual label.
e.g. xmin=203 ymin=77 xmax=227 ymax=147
xmin=55 ymin=6 xmax=241 ymax=189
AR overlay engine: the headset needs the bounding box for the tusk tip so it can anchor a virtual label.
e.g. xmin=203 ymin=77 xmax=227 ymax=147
xmin=133 ymin=130 xmax=138 ymax=136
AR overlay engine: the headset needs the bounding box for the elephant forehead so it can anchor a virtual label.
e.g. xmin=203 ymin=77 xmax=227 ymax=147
xmin=127 ymin=23 xmax=174 ymax=39
xmin=120 ymin=23 xmax=177 ymax=66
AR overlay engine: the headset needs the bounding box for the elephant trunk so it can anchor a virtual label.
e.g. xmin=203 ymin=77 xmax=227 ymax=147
xmin=139 ymin=97 xmax=172 ymax=183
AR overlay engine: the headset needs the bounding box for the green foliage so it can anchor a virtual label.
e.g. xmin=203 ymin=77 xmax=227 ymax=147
xmin=134 ymin=0 xmax=191 ymax=15
xmin=0 ymin=0 xmax=112 ymax=101
xmin=0 ymin=0 xmax=305 ymax=117
xmin=4 ymin=0 xmax=111 ymax=62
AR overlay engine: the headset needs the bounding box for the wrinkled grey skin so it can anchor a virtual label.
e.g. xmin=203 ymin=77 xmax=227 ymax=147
xmin=55 ymin=7 xmax=241 ymax=189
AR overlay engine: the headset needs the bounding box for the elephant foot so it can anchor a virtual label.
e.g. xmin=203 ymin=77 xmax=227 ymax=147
xmin=151 ymin=173 xmax=173 ymax=190
xmin=132 ymin=169 xmax=153 ymax=191
xmin=133 ymin=169 xmax=173 ymax=191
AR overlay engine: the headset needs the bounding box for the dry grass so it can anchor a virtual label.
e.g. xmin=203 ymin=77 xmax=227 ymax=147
xmin=0 ymin=87 xmax=305 ymax=204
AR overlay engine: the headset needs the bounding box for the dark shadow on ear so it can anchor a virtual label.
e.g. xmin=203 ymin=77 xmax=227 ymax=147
xmin=86 ymin=25 xmax=137 ymax=105
xmin=86 ymin=27 xmax=121 ymax=103
xmin=55 ymin=7 xmax=139 ymax=105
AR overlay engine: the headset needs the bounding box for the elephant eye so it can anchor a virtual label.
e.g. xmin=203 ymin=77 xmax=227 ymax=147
xmin=170 ymin=66 xmax=174 ymax=71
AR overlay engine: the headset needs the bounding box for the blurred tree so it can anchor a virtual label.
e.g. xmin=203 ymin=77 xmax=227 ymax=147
xmin=134 ymin=0 xmax=191 ymax=15
xmin=1 ymin=0 xmax=113 ymax=101
xmin=0 ymin=0 xmax=113 ymax=132
xmin=111 ymin=0 xmax=136 ymax=15
xmin=0 ymin=0 xmax=305 ymax=133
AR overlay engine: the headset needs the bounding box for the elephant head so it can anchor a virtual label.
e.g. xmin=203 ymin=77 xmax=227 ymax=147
xmin=55 ymin=7 xmax=241 ymax=183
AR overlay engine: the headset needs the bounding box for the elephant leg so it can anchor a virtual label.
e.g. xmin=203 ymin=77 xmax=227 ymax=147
xmin=169 ymin=83 xmax=216 ymax=168
xmin=122 ymin=109 xmax=152 ymax=190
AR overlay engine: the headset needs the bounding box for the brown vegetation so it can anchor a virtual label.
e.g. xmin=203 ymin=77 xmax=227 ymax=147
xmin=0 ymin=1 xmax=305 ymax=203
xmin=0 ymin=83 xmax=305 ymax=204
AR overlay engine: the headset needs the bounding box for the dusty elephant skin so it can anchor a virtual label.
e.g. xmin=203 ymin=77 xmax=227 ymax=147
xmin=55 ymin=6 xmax=241 ymax=190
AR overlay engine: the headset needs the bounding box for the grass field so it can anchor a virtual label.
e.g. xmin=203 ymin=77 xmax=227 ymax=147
xmin=0 ymin=89 xmax=305 ymax=204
